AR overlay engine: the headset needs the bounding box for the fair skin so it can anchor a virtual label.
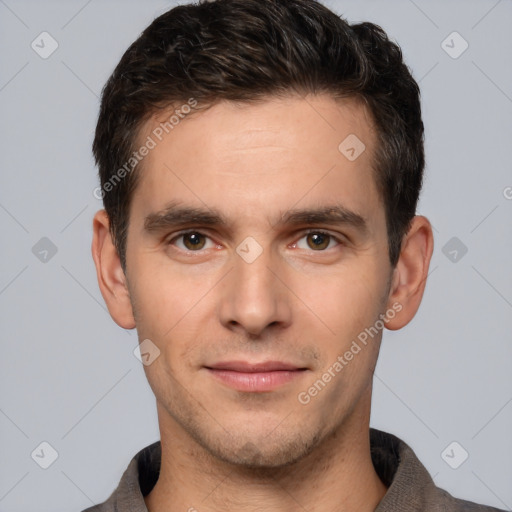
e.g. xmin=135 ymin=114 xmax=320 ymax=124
xmin=92 ymin=94 xmax=433 ymax=512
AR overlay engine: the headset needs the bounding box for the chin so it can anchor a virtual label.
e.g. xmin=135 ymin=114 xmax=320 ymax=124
xmin=201 ymin=430 xmax=322 ymax=470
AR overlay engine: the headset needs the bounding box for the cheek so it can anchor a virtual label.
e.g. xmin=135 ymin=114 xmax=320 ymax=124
xmin=293 ymin=261 xmax=385 ymax=341
xmin=129 ymin=256 xmax=212 ymax=331
xmin=129 ymin=262 xmax=217 ymax=373
xmin=294 ymin=267 xmax=384 ymax=412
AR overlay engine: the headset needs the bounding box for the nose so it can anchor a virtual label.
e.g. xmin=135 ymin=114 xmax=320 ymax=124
xmin=218 ymin=243 xmax=292 ymax=337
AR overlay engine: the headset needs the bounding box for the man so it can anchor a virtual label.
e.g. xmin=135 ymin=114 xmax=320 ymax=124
xmin=86 ymin=0 xmax=505 ymax=510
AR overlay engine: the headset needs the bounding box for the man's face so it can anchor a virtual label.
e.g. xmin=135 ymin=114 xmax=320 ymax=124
xmin=124 ymin=94 xmax=394 ymax=467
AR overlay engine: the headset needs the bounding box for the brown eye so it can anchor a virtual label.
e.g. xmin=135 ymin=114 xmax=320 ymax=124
xmin=293 ymin=231 xmax=341 ymax=252
xmin=175 ymin=232 xmax=208 ymax=251
xmin=306 ymin=232 xmax=331 ymax=250
xmin=183 ymin=232 xmax=206 ymax=250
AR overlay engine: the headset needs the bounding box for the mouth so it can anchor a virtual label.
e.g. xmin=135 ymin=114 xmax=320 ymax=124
xmin=204 ymin=360 xmax=308 ymax=392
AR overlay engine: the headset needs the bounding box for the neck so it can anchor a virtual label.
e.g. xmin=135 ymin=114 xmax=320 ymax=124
xmin=144 ymin=394 xmax=387 ymax=512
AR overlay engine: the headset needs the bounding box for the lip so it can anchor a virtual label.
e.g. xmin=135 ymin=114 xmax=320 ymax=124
xmin=205 ymin=361 xmax=308 ymax=392
xmin=207 ymin=360 xmax=304 ymax=372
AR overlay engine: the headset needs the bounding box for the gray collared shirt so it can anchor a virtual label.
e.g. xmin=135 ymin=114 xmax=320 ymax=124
xmin=81 ymin=428 xmax=506 ymax=511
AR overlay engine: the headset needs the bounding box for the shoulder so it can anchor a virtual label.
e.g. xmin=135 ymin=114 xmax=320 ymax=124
xmin=370 ymin=428 xmax=507 ymax=512
xmin=423 ymin=484 xmax=506 ymax=511
xmin=79 ymin=440 xmax=161 ymax=512
xmin=80 ymin=504 xmax=109 ymax=512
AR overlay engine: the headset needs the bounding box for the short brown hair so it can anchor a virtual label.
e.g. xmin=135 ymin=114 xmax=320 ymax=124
xmin=93 ymin=0 xmax=424 ymax=272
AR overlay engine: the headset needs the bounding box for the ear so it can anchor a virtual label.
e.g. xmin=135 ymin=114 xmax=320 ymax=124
xmin=91 ymin=209 xmax=136 ymax=329
xmin=385 ymin=215 xmax=434 ymax=330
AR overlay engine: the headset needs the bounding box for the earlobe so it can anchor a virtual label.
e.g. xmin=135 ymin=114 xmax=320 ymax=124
xmin=91 ymin=209 xmax=136 ymax=330
xmin=385 ymin=215 xmax=434 ymax=331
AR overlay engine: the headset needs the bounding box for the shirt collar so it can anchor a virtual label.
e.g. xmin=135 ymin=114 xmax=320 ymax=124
xmin=93 ymin=428 xmax=448 ymax=512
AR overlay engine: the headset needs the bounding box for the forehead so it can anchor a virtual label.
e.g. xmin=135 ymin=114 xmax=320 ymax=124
xmin=131 ymin=94 xmax=382 ymax=230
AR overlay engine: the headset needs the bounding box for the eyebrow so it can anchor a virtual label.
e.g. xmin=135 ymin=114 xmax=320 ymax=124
xmin=143 ymin=201 xmax=369 ymax=236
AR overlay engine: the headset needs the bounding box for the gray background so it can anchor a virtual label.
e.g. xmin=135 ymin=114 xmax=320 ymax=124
xmin=1 ymin=0 xmax=511 ymax=510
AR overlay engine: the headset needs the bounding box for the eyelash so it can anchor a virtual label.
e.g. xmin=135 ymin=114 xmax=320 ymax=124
xmin=167 ymin=229 xmax=344 ymax=253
